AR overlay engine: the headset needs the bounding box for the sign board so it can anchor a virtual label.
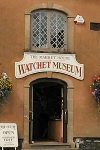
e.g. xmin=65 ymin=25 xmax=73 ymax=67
xmin=0 ymin=123 xmax=18 ymax=148
xmin=15 ymin=52 xmax=84 ymax=80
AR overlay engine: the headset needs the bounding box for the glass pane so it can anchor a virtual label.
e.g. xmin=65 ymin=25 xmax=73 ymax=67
xmin=50 ymin=12 xmax=65 ymax=49
xmin=31 ymin=10 xmax=67 ymax=50
xmin=31 ymin=11 xmax=48 ymax=48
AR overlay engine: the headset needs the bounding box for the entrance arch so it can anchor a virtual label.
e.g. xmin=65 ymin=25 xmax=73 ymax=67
xmin=23 ymin=72 xmax=74 ymax=147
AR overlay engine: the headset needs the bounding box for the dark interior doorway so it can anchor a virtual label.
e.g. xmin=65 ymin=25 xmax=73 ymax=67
xmin=29 ymin=78 xmax=68 ymax=143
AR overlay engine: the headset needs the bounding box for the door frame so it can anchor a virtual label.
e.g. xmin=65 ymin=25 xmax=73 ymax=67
xmin=29 ymin=78 xmax=68 ymax=143
xmin=23 ymin=72 xmax=74 ymax=147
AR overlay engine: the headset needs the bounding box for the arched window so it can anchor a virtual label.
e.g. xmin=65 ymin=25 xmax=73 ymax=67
xmin=30 ymin=10 xmax=67 ymax=53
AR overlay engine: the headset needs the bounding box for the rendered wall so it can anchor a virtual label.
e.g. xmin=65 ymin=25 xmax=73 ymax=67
xmin=0 ymin=0 xmax=100 ymax=141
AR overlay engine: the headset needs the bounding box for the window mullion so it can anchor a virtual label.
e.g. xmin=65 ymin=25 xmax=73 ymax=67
xmin=64 ymin=16 xmax=67 ymax=50
xmin=56 ymin=14 xmax=58 ymax=49
xmin=48 ymin=12 xmax=50 ymax=49
xmin=39 ymin=12 xmax=41 ymax=48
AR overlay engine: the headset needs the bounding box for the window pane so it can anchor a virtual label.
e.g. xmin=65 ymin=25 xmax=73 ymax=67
xmin=31 ymin=10 xmax=67 ymax=51
xmin=31 ymin=12 xmax=48 ymax=48
xmin=50 ymin=13 xmax=65 ymax=49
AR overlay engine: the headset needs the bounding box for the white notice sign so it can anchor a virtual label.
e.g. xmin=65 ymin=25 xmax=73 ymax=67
xmin=0 ymin=123 xmax=18 ymax=148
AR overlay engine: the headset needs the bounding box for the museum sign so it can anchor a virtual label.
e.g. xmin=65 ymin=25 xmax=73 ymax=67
xmin=15 ymin=52 xmax=84 ymax=80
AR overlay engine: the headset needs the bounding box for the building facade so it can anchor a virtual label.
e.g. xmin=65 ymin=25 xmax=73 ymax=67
xmin=0 ymin=0 xmax=100 ymax=149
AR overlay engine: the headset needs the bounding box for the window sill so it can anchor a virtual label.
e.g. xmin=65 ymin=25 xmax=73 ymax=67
xmin=24 ymin=48 xmax=72 ymax=54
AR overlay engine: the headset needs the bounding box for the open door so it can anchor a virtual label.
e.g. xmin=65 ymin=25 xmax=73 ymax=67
xmin=63 ymin=84 xmax=68 ymax=143
xmin=29 ymin=78 xmax=68 ymax=143
xmin=29 ymin=86 xmax=34 ymax=144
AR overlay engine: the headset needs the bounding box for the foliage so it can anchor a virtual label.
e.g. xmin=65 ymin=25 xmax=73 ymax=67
xmin=0 ymin=72 xmax=13 ymax=101
xmin=90 ymin=75 xmax=100 ymax=103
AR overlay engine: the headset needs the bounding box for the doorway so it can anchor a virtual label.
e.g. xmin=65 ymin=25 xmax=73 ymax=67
xmin=29 ymin=78 xmax=68 ymax=143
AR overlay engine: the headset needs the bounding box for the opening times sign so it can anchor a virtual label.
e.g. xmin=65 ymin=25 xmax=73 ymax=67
xmin=15 ymin=52 xmax=84 ymax=80
xmin=0 ymin=123 xmax=18 ymax=148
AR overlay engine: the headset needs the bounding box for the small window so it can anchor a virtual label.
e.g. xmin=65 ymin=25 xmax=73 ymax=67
xmin=90 ymin=22 xmax=100 ymax=31
xmin=31 ymin=10 xmax=67 ymax=52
